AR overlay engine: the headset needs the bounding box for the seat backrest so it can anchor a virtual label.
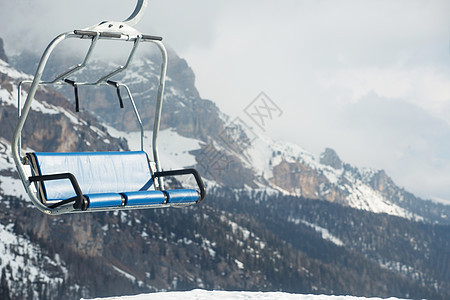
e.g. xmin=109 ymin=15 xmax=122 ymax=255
xmin=28 ymin=151 xmax=154 ymax=202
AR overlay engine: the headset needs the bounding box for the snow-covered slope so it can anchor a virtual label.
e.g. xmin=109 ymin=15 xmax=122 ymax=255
xmin=0 ymin=222 xmax=71 ymax=299
xmin=84 ymin=289 xmax=407 ymax=300
xmin=0 ymin=139 xmax=28 ymax=199
xmin=105 ymin=126 xmax=201 ymax=171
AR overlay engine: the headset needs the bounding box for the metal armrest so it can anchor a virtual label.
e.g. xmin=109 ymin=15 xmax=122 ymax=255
xmin=153 ymin=169 xmax=206 ymax=202
xmin=29 ymin=173 xmax=87 ymax=210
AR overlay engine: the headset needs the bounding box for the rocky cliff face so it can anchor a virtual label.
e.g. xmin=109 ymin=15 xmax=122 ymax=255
xmin=0 ymin=38 xmax=7 ymax=63
xmin=319 ymin=148 xmax=343 ymax=170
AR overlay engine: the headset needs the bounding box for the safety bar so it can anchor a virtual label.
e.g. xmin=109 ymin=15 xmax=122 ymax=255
xmin=95 ymin=35 xmax=142 ymax=84
xmin=51 ymin=32 xmax=100 ymax=83
xmin=18 ymin=79 xmax=145 ymax=152
xmin=38 ymin=30 xmax=161 ymax=86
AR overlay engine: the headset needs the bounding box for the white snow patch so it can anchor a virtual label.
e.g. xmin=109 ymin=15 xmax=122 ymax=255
xmin=0 ymin=59 xmax=32 ymax=80
xmin=105 ymin=126 xmax=202 ymax=170
xmin=345 ymin=182 xmax=416 ymax=219
xmin=0 ymin=84 xmax=61 ymax=115
xmin=289 ymin=218 xmax=344 ymax=247
xmin=112 ymin=265 xmax=137 ymax=283
xmin=0 ymin=139 xmax=29 ymax=199
xmin=0 ymin=174 xmax=28 ymax=199
xmin=234 ymin=259 xmax=244 ymax=270
xmin=220 ymin=215 xmax=251 ymax=240
xmin=0 ymin=223 xmax=66 ymax=289
xmin=83 ymin=289 xmax=408 ymax=300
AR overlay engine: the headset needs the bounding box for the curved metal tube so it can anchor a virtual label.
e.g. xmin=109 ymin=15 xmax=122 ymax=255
xmin=17 ymin=80 xmax=32 ymax=154
xmin=95 ymin=35 xmax=142 ymax=84
xmin=124 ymin=0 xmax=149 ymax=26
xmin=12 ymin=32 xmax=73 ymax=214
xmin=50 ymin=33 xmax=100 ymax=83
xmin=151 ymin=40 xmax=168 ymax=189
xmin=121 ymin=83 xmax=145 ymax=151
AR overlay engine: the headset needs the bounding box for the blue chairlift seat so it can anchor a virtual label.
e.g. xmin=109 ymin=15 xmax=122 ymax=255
xmin=27 ymin=151 xmax=204 ymax=211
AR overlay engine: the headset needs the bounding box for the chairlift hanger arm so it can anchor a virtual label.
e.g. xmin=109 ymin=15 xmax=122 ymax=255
xmin=11 ymin=0 xmax=205 ymax=215
xmin=13 ymin=36 xmax=168 ymax=215
xmin=124 ymin=0 xmax=148 ymax=26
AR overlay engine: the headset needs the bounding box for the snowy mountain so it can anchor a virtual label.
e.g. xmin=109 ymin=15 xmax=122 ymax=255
xmin=1 ymin=37 xmax=449 ymax=299
xmin=8 ymin=40 xmax=449 ymax=224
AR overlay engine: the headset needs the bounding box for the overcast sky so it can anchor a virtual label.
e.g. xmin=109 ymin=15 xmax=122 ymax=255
xmin=1 ymin=0 xmax=450 ymax=204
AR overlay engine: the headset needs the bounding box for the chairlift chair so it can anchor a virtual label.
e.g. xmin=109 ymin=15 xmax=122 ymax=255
xmin=11 ymin=0 xmax=206 ymax=215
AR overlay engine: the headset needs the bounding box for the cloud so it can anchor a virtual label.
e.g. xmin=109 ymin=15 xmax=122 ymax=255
xmin=333 ymin=93 xmax=450 ymax=203
xmin=0 ymin=0 xmax=224 ymax=56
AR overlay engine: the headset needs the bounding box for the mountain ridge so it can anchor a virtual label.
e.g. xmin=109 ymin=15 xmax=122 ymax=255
xmin=3 ymin=38 xmax=450 ymax=223
xmin=0 ymin=37 xmax=449 ymax=299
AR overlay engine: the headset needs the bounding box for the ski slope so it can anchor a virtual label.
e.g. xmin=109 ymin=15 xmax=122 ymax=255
xmin=84 ymin=289 xmax=406 ymax=300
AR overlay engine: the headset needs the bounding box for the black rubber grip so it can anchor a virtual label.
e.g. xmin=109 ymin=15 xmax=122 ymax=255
xmin=74 ymin=30 xmax=97 ymax=37
xmin=142 ymin=34 xmax=163 ymax=41
xmin=107 ymin=80 xmax=124 ymax=108
xmin=64 ymin=79 xmax=80 ymax=112
xmin=100 ymin=32 xmax=122 ymax=38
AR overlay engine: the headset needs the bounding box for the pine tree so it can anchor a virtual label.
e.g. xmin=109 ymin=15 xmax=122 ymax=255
xmin=0 ymin=269 xmax=11 ymax=300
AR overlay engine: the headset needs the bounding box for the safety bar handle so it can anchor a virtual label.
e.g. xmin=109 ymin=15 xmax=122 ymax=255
xmin=107 ymin=80 xmax=124 ymax=108
xmin=64 ymin=79 xmax=80 ymax=112
xmin=154 ymin=169 xmax=206 ymax=202
xmin=28 ymin=172 xmax=88 ymax=210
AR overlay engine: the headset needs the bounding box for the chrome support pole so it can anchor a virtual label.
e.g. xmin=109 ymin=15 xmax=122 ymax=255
xmin=17 ymin=80 xmax=32 ymax=156
xmin=151 ymin=40 xmax=168 ymax=189
xmin=121 ymin=83 xmax=145 ymax=151
xmin=12 ymin=32 xmax=72 ymax=214
xmin=124 ymin=0 xmax=149 ymax=26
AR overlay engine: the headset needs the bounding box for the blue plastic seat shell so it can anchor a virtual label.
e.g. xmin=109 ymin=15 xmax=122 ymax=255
xmin=122 ymin=190 xmax=166 ymax=206
xmin=166 ymin=189 xmax=199 ymax=204
xmin=85 ymin=193 xmax=123 ymax=209
xmin=32 ymin=151 xmax=154 ymax=201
